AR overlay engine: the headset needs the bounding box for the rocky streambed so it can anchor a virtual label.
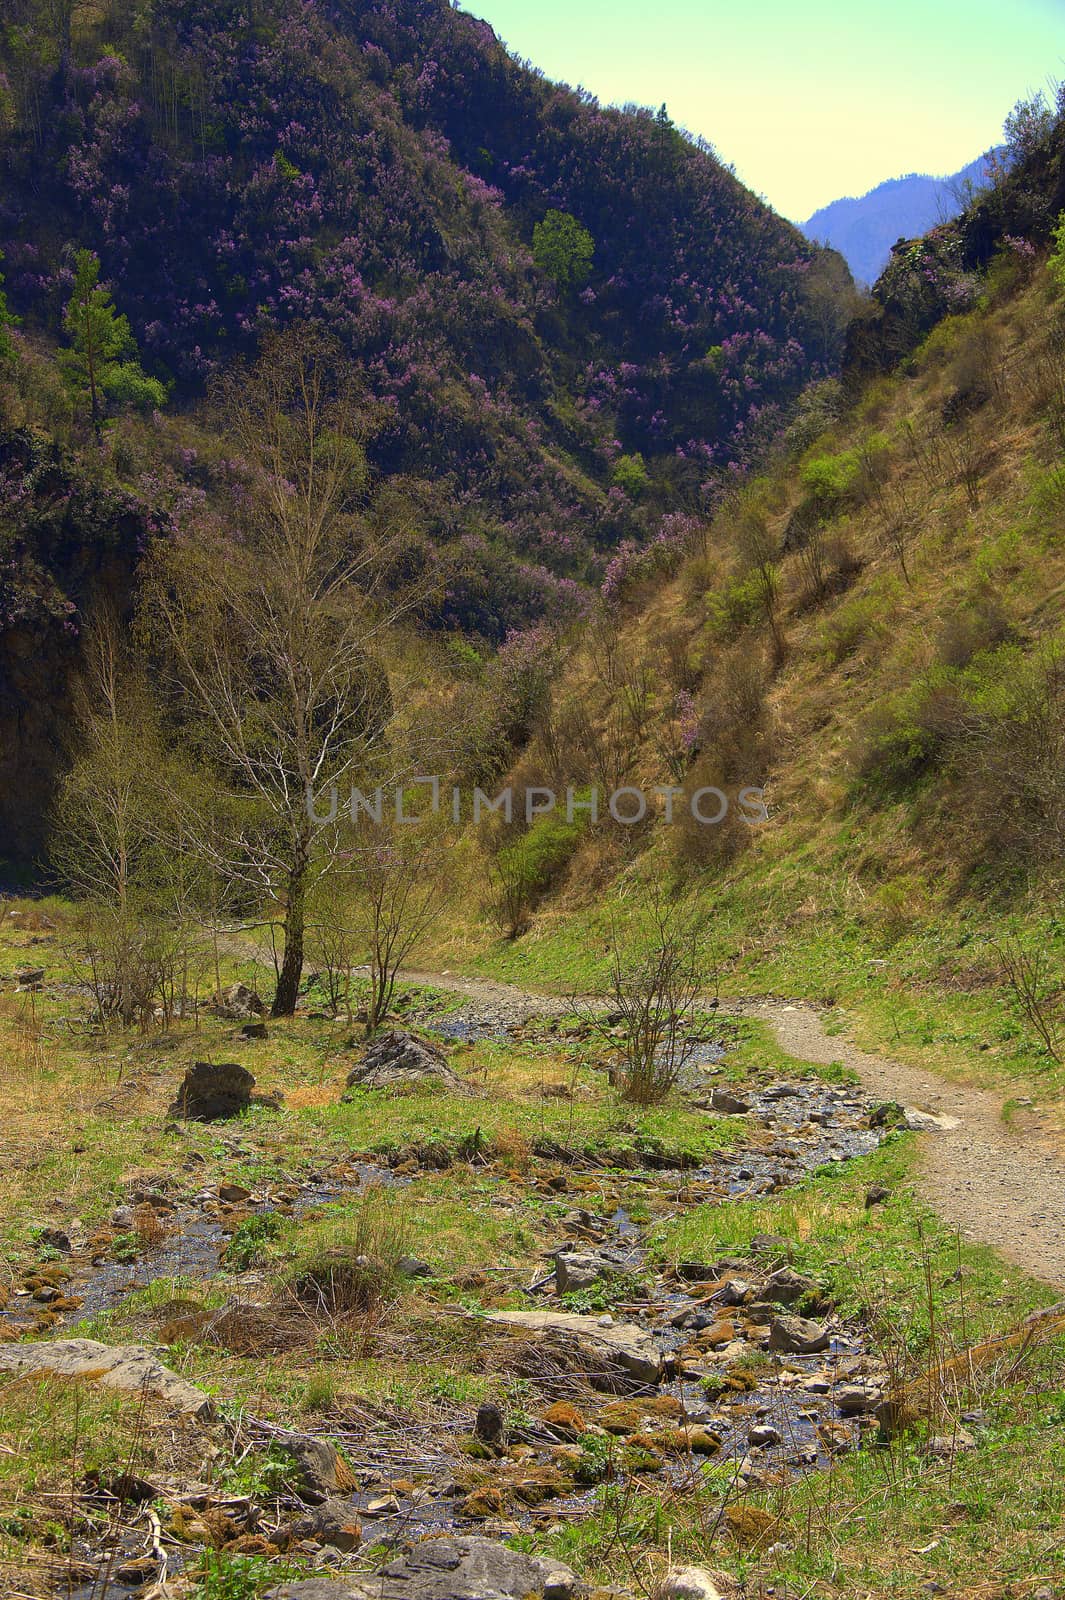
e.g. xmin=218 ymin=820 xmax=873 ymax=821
xmin=3 ymin=1013 xmax=905 ymax=1599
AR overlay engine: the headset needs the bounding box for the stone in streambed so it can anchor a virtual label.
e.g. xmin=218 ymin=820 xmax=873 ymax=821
xmin=0 ymin=1339 xmax=212 ymax=1418
xmin=264 ymin=1536 xmax=581 ymax=1599
xmin=768 ymin=1314 xmax=830 ymax=1354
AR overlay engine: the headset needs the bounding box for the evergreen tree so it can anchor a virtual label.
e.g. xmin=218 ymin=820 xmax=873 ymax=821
xmin=60 ymin=249 xmax=165 ymax=434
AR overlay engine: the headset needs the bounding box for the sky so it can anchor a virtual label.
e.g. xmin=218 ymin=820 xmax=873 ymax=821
xmin=465 ymin=0 xmax=1065 ymax=221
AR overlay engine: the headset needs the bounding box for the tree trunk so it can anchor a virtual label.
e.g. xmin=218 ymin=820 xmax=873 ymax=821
xmin=272 ymin=864 xmax=306 ymax=1016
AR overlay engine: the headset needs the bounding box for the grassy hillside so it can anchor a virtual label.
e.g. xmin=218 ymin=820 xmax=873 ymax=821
xmin=454 ymin=213 xmax=1065 ymax=1110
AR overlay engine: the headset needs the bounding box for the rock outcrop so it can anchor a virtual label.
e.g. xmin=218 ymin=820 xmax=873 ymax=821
xmin=0 ymin=1339 xmax=213 ymax=1419
xmin=487 ymin=1309 xmax=662 ymax=1387
xmin=343 ymin=1031 xmax=466 ymax=1095
xmin=265 ymin=1535 xmax=580 ymax=1599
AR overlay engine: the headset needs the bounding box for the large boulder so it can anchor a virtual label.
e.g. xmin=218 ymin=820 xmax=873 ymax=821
xmin=170 ymin=1061 xmax=255 ymax=1120
xmin=487 ymin=1309 xmax=662 ymax=1388
xmin=342 ymin=1030 xmax=466 ymax=1096
xmin=215 ymin=982 xmax=265 ymax=1020
xmin=0 ymin=1339 xmax=212 ymax=1419
xmin=265 ymin=1536 xmax=580 ymax=1599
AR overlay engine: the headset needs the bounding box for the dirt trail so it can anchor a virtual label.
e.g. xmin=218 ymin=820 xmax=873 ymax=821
xmin=733 ymin=1001 xmax=1065 ymax=1291
xmin=402 ymin=971 xmax=1065 ymax=1290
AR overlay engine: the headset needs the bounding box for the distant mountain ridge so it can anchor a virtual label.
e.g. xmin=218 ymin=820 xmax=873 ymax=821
xmin=803 ymin=155 xmax=994 ymax=285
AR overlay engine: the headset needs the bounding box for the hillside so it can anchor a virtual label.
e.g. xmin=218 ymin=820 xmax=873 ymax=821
xmin=0 ymin=0 xmax=849 ymax=617
xmin=458 ymin=112 xmax=1065 ymax=1111
xmin=803 ymin=154 xmax=993 ymax=285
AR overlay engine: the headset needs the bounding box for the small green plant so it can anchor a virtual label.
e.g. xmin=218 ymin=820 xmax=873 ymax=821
xmin=193 ymin=1550 xmax=298 ymax=1599
xmin=574 ymin=1431 xmax=613 ymax=1485
xmin=226 ymin=1210 xmax=284 ymax=1270
xmin=301 ymin=1370 xmax=338 ymax=1413
xmin=220 ymin=1444 xmax=294 ymax=1500
xmin=110 ymin=1232 xmax=139 ymax=1264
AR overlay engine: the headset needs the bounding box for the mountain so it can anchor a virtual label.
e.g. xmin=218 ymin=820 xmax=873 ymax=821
xmin=0 ymin=0 xmax=855 ymax=861
xmin=802 ymin=155 xmax=994 ymax=285
xmin=0 ymin=0 xmax=850 ymax=632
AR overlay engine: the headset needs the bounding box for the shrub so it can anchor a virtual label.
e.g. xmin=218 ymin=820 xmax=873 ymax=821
xmin=532 ymin=209 xmax=595 ymax=289
xmin=575 ymin=891 xmax=707 ymax=1106
xmin=1051 ymin=211 xmax=1065 ymax=295
xmin=611 ymin=452 xmax=650 ymax=498
xmin=488 ymin=811 xmax=587 ymax=937
xmin=936 ymin=594 xmax=1011 ymax=668
xmin=819 ymin=590 xmax=891 ymax=665
xmin=799 ymin=447 xmax=861 ymax=511
xmin=854 ymin=674 xmax=957 ymax=795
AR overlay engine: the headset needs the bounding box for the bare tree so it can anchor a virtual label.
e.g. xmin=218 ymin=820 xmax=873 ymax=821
xmin=354 ymin=820 xmax=444 ymax=1034
xmin=574 ymin=890 xmax=711 ymax=1105
xmin=149 ymin=329 xmax=425 ymax=1015
xmin=995 ymin=938 xmax=1062 ymax=1063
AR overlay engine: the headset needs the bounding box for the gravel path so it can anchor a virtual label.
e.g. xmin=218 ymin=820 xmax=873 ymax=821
xmin=401 ymin=970 xmax=1065 ymax=1290
xmin=736 ymin=1000 xmax=1065 ymax=1291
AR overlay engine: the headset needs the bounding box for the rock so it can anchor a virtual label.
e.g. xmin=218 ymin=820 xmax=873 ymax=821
xmin=487 ymin=1310 xmax=662 ymax=1387
xmin=676 ymin=1262 xmax=717 ymax=1283
xmin=264 ymin=1535 xmax=581 ymax=1599
xmin=555 ymin=1251 xmax=607 ymax=1294
xmin=218 ymin=983 xmax=265 ymax=1019
xmin=474 ymin=1402 xmax=504 ymax=1443
xmin=869 ymin=1101 xmax=904 ymax=1128
xmin=0 ymin=1339 xmax=212 ymax=1419
xmin=865 ymin=1184 xmax=891 ymax=1208
xmin=927 ymin=1428 xmax=976 ymax=1457
xmin=748 ymin=1424 xmax=782 ymax=1447
xmin=272 ymin=1432 xmax=358 ymax=1501
xmin=836 ymin=1383 xmax=881 ymax=1415
xmin=718 ymin=1278 xmax=752 ymax=1306
xmin=289 ymin=1497 xmax=362 ymax=1552
xmin=749 ymin=1233 xmax=790 ymax=1259
xmin=241 ymin=1021 xmax=269 ymax=1040
xmin=342 ymin=1030 xmax=467 ymax=1095
xmin=397 ymin=1255 xmax=432 ymax=1279
xmin=903 ymin=1108 xmax=961 ymax=1133
xmin=219 ymin=1182 xmax=252 ymax=1203
xmin=171 ymin=1061 xmax=255 ymax=1121
xmin=15 ymin=967 xmax=45 ymax=989
xmin=768 ymin=1315 xmax=830 ymax=1355
xmin=655 ymin=1569 xmax=726 ymax=1600
xmin=762 ymin=1267 xmax=813 ymax=1305
xmin=111 ymin=1205 xmax=134 ymax=1229
xmin=708 ymin=1087 xmax=750 ymax=1115
xmin=36 ymin=1226 xmax=72 ymax=1253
